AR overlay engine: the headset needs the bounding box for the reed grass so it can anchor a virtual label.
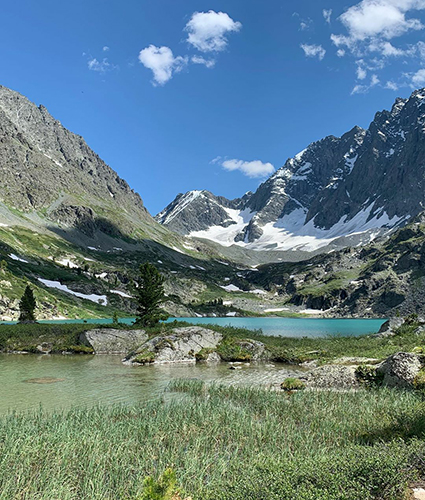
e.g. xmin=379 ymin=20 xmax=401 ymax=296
xmin=0 ymin=382 xmax=424 ymax=499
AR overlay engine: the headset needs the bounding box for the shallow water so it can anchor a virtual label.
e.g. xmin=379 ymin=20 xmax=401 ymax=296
xmin=0 ymin=354 xmax=303 ymax=414
xmin=0 ymin=317 xmax=386 ymax=414
xmin=18 ymin=317 xmax=387 ymax=338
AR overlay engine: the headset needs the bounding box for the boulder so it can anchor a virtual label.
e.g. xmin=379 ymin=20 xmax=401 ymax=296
xmin=80 ymin=328 xmax=148 ymax=354
xmin=236 ymin=340 xmax=266 ymax=360
xmin=127 ymin=327 xmax=223 ymax=365
xmin=377 ymin=352 xmax=423 ymax=388
xmin=303 ymin=365 xmax=358 ymax=389
xmin=372 ymin=317 xmax=404 ymax=337
xmin=205 ymin=351 xmax=221 ymax=363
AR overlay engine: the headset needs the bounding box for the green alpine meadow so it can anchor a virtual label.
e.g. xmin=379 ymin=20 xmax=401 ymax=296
xmin=5 ymin=1 xmax=425 ymax=498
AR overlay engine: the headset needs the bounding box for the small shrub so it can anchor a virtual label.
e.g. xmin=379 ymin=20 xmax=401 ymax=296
xmin=355 ymin=365 xmax=384 ymax=387
xmin=133 ymin=349 xmax=155 ymax=364
xmin=217 ymin=338 xmax=252 ymax=362
xmin=414 ymin=369 xmax=425 ymax=391
xmin=281 ymin=377 xmax=305 ymax=391
xmin=195 ymin=348 xmax=214 ymax=361
xmin=138 ymin=468 xmax=189 ymax=500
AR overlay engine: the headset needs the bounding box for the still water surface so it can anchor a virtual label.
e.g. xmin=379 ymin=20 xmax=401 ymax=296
xmin=0 ymin=317 xmax=386 ymax=414
xmin=34 ymin=317 xmax=387 ymax=338
xmin=0 ymin=354 xmax=303 ymax=414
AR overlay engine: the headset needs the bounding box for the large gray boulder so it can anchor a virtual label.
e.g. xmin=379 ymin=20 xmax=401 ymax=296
xmin=373 ymin=317 xmax=404 ymax=337
xmin=80 ymin=328 xmax=148 ymax=354
xmin=303 ymin=365 xmax=358 ymax=389
xmin=127 ymin=327 xmax=223 ymax=364
xmin=377 ymin=352 xmax=423 ymax=388
xmin=235 ymin=339 xmax=267 ymax=360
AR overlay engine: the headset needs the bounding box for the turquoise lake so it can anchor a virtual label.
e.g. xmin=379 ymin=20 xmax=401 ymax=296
xmin=25 ymin=316 xmax=387 ymax=338
xmin=0 ymin=317 xmax=386 ymax=414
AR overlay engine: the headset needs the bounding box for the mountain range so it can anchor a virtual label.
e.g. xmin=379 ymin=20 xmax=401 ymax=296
xmin=1 ymin=84 xmax=425 ymax=320
xmin=157 ymin=89 xmax=425 ymax=253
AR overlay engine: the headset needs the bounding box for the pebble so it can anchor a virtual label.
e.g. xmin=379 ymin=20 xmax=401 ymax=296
xmin=413 ymin=488 xmax=425 ymax=499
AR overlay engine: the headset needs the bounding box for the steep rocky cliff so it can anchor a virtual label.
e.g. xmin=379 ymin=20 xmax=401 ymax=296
xmin=158 ymin=89 xmax=425 ymax=252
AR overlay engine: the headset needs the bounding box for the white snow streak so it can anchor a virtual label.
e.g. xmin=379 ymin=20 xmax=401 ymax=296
xmin=38 ymin=278 xmax=108 ymax=304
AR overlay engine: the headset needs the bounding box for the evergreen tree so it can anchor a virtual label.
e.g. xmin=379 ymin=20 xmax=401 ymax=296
xmin=135 ymin=263 xmax=168 ymax=327
xmin=18 ymin=285 xmax=36 ymax=323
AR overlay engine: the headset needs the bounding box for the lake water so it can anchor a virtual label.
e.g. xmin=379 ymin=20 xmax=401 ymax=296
xmin=25 ymin=317 xmax=386 ymax=338
xmin=0 ymin=354 xmax=303 ymax=414
xmin=0 ymin=317 xmax=386 ymax=414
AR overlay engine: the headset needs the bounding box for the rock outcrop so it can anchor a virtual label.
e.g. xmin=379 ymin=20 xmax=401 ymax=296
xmin=373 ymin=317 xmax=405 ymax=337
xmin=126 ymin=327 xmax=223 ymax=365
xmin=377 ymin=352 xmax=423 ymax=388
xmin=303 ymin=365 xmax=359 ymax=389
xmin=158 ymin=89 xmax=425 ymax=252
xmin=80 ymin=328 xmax=148 ymax=355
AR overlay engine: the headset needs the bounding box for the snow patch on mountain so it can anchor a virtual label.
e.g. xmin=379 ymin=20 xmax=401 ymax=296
xmin=38 ymin=278 xmax=108 ymax=304
xmin=190 ymin=207 xmax=255 ymax=246
xmin=189 ymin=202 xmax=404 ymax=252
xmin=157 ymin=190 xmax=203 ymax=225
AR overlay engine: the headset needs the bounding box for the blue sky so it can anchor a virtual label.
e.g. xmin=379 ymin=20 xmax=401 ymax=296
xmin=2 ymin=0 xmax=425 ymax=214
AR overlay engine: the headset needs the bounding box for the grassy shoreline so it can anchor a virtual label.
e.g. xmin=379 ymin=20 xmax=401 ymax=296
xmin=2 ymin=320 xmax=425 ymax=498
xmin=0 ymin=382 xmax=424 ymax=499
xmin=0 ymin=318 xmax=420 ymax=363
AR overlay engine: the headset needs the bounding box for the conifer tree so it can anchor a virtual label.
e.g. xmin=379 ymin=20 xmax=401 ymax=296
xmin=135 ymin=263 xmax=168 ymax=327
xmin=18 ymin=285 xmax=36 ymax=323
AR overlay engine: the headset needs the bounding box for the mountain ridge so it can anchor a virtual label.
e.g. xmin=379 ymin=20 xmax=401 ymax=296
xmin=157 ymin=89 xmax=425 ymax=252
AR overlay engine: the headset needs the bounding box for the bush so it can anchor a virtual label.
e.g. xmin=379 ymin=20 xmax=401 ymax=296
xmin=138 ymin=468 xmax=189 ymax=500
xmin=216 ymin=337 xmax=252 ymax=362
xmin=132 ymin=349 xmax=155 ymax=364
xmin=195 ymin=348 xmax=215 ymax=361
xmin=281 ymin=377 xmax=305 ymax=391
xmin=355 ymin=365 xmax=384 ymax=387
xmin=414 ymin=369 xmax=425 ymax=391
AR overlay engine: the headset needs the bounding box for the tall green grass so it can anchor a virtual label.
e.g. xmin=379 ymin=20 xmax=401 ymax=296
xmin=0 ymin=382 xmax=424 ymax=499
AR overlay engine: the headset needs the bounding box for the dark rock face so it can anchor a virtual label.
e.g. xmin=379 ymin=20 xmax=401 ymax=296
xmin=155 ymin=190 xmax=246 ymax=235
xmin=0 ymin=85 xmax=159 ymax=240
xmin=158 ymin=89 xmax=425 ymax=250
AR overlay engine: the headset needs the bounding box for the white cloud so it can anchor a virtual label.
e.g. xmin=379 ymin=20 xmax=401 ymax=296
xmin=185 ymin=10 xmax=242 ymax=52
xmin=301 ymin=44 xmax=326 ymax=60
xmin=323 ymin=9 xmax=333 ymax=24
xmin=103 ymin=46 xmax=110 ymax=52
xmin=329 ymin=0 xmax=425 ymax=93
xmin=417 ymin=40 xmax=425 ymax=58
xmin=368 ymin=40 xmax=413 ymax=56
xmin=221 ymin=159 xmax=275 ymax=178
xmin=138 ymin=45 xmax=188 ymax=86
xmin=87 ymin=58 xmax=114 ymax=72
xmin=385 ymin=80 xmax=400 ymax=89
xmin=371 ymin=73 xmax=380 ymax=85
xmin=351 ymin=73 xmax=380 ymax=93
xmin=356 ymin=63 xmax=367 ymax=79
xmin=411 ymin=67 xmax=425 ymax=85
xmin=191 ymin=55 xmax=216 ymax=68
xmin=339 ymin=0 xmax=424 ymax=42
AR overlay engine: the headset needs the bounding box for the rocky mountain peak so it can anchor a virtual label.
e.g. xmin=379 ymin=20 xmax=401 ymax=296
xmin=0 ymin=84 xmax=172 ymax=247
xmin=158 ymin=88 xmax=425 ymax=253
